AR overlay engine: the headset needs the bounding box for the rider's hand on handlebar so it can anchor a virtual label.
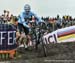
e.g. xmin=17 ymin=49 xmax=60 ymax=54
xmin=38 ymin=20 xmax=45 ymax=25
xmin=28 ymin=23 xmax=32 ymax=28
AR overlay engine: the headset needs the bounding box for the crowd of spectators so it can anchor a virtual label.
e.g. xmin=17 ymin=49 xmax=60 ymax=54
xmin=0 ymin=10 xmax=75 ymax=30
xmin=0 ymin=10 xmax=18 ymax=24
xmin=41 ymin=15 xmax=75 ymax=32
xmin=1 ymin=10 xmax=75 ymax=47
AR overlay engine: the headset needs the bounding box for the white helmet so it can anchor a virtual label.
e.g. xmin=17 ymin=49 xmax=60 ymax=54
xmin=24 ymin=4 xmax=31 ymax=12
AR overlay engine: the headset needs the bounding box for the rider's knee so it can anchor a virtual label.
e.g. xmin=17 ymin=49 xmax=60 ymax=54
xmin=16 ymin=32 xmax=20 ymax=38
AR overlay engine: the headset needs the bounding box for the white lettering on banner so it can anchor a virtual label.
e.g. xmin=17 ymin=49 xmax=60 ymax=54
xmin=13 ymin=31 xmax=16 ymax=44
xmin=0 ymin=32 xmax=6 ymax=45
xmin=43 ymin=26 xmax=75 ymax=44
xmin=8 ymin=31 xmax=16 ymax=45
xmin=8 ymin=31 xmax=13 ymax=45
xmin=0 ymin=31 xmax=16 ymax=45
xmin=43 ymin=33 xmax=57 ymax=44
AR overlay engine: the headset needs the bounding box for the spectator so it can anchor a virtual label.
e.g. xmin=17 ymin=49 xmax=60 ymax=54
xmin=56 ymin=14 xmax=62 ymax=29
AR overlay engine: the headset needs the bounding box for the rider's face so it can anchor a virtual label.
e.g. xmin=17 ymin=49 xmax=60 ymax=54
xmin=25 ymin=9 xmax=30 ymax=14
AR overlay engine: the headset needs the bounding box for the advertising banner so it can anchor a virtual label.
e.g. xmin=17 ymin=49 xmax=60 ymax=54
xmin=43 ymin=26 xmax=75 ymax=44
xmin=0 ymin=24 xmax=17 ymax=50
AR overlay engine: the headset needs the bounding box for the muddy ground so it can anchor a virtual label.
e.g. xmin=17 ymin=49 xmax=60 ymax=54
xmin=1 ymin=42 xmax=75 ymax=63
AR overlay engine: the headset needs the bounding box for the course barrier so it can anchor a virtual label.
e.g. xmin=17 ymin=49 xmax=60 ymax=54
xmin=43 ymin=25 xmax=75 ymax=44
xmin=0 ymin=24 xmax=17 ymax=59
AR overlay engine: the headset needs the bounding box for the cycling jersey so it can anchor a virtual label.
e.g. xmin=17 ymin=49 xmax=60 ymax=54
xmin=18 ymin=11 xmax=42 ymax=28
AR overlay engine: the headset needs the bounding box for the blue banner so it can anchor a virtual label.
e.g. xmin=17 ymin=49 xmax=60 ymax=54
xmin=0 ymin=24 xmax=17 ymax=50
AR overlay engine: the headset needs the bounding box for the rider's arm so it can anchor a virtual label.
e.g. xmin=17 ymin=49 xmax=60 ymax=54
xmin=18 ymin=12 xmax=30 ymax=28
xmin=33 ymin=13 xmax=44 ymax=24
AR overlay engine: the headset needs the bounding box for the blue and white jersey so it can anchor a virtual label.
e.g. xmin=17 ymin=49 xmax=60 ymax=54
xmin=18 ymin=11 xmax=42 ymax=28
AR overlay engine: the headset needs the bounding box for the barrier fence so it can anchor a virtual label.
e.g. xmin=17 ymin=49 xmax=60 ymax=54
xmin=0 ymin=24 xmax=17 ymax=59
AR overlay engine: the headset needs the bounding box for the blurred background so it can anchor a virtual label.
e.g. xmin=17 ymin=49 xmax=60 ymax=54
xmin=0 ymin=0 xmax=75 ymax=17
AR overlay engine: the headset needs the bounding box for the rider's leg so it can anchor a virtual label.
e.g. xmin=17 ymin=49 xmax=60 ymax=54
xmin=18 ymin=23 xmax=24 ymax=47
xmin=23 ymin=26 xmax=31 ymax=49
xmin=18 ymin=23 xmax=23 ymax=34
xmin=16 ymin=31 xmax=21 ymax=45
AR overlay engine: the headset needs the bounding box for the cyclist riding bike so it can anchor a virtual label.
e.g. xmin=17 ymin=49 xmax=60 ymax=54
xmin=18 ymin=4 xmax=43 ymax=49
